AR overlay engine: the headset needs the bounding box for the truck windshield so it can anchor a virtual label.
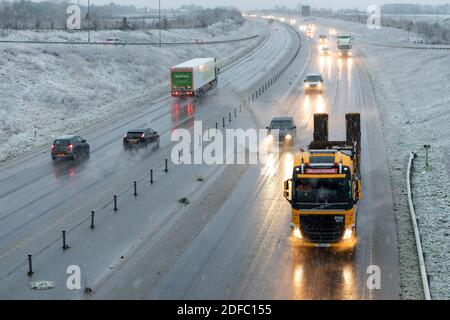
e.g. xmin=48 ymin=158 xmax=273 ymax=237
xmin=293 ymin=177 xmax=352 ymax=205
xmin=270 ymin=121 xmax=292 ymax=130
xmin=306 ymin=75 xmax=322 ymax=82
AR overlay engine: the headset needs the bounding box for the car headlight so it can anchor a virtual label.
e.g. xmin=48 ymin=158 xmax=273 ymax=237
xmin=304 ymin=83 xmax=310 ymax=87
xmin=343 ymin=228 xmax=353 ymax=240
xmin=294 ymin=228 xmax=302 ymax=239
xmin=285 ymin=134 xmax=292 ymax=140
xmin=317 ymin=82 xmax=322 ymax=87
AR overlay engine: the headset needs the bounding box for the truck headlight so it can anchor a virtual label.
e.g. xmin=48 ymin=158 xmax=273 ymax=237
xmin=294 ymin=228 xmax=302 ymax=239
xmin=285 ymin=134 xmax=292 ymax=140
xmin=343 ymin=228 xmax=353 ymax=240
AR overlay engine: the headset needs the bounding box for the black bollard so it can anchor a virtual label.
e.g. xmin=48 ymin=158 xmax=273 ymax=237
xmin=62 ymin=230 xmax=69 ymax=250
xmin=90 ymin=211 xmax=95 ymax=229
xmin=114 ymin=195 xmax=118 ymax=211
xmin=133 ymin=181 xmax=137 ymax=197
xmin=27 ymin=254 xmax=33 ymax=276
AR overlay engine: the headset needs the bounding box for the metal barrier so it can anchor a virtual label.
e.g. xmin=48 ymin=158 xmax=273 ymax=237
xmin=0 ymin=35 xmax=260 ymax=46
xmin=406 ymin=151 xmax=432 ymax=300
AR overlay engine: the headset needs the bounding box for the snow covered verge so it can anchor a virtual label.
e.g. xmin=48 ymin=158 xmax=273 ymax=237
xmin=316 ymin=17 xmax=450 ymax=299
xmin=0 ymin=19 xmax=266 ymax=163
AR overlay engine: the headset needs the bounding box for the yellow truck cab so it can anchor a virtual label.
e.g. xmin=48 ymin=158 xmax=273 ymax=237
xmin=284 ymin=113 xmax=362 ymax=249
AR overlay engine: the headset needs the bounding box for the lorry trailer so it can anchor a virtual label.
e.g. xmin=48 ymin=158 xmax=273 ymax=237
xmin=170 ymin=58 xmax=219 ymax=98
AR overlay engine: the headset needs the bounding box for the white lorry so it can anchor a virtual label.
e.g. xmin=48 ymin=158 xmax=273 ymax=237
xmin=336 ymin=35 xmax=352 ymax=57
xmin=170 ymin=58 xmax=219 ymax=98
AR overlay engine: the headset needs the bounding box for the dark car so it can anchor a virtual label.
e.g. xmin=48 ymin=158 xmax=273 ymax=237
xmin=267 ymin=117 xmax=297 ymax=146
xmin=51 ymin=135 xmax=90 ymax=161
xmin=123 ymin=128 xmax=160 ymax=149
xmin=318 ymin=34 xmax=328 ymax=43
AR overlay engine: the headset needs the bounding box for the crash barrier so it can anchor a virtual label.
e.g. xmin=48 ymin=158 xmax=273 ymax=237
xmin=406 ymin=151 xmax=432 ymax=300
xmin=0 ymin=35 xmax=260 ymax=46
xmin=370 ymin=41 xmax=450 ymax=50
xmin=0 ymin=105 xmax=244 ymax=283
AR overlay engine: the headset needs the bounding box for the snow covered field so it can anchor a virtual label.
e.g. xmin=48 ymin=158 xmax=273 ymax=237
xmin=382 ymin=13 xmax=450 ymax=29
xmin=317 ymin=17 xmax=450 ymax=299
xmin=0 ymin=19 xmax=266 ymax=163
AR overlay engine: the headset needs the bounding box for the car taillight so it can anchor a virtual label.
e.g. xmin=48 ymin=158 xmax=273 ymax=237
xmin=51 ymin=144 xmax=55 ymax=150
xmin=141 ymin=133 xmax=145 ymax=139
xmin=68 ymin=144 xmax=73 ymax=151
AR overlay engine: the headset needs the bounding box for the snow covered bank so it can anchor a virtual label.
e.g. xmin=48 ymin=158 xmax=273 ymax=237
xmin=0 ymin=19 xmax=266 ymax=163
xmin=316 ymin=17 xmax=450 ymax=299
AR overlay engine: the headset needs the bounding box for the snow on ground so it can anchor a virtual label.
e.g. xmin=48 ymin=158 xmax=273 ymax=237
xmin=382 ymin=14 xmax=450 ymax=29
xmin=316 ymin=17 xmax=450 ymax=299
xmin=0 ymin=19 xmax=266 ymax=163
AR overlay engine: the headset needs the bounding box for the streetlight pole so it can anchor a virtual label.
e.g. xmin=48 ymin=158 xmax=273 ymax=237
xmin=87 ymin=0 xmax=91 ymax=43
xmin=158 ymin=0 xmax=161 ymax=47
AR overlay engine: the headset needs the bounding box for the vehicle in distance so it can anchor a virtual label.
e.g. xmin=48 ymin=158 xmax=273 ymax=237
xmin=170 ymin=58 xmax=219 ymax=98
xmin=283 ymin=113 xmax=361 ymax=250
xmin=102 ymin=38 xmax=125 ymax=45
xmin=51 ymin=135 xmax=90 ymax=161
xmin=123 ymin=129 xmax=160 ymax=149
xmin=318 ymin=34 xmax=327 ymax=43
xmin=337 ymin=34 xmax=352 ymax=56
xmin=304 ymin=73 xmax=324 ymax=93
xmin=266 ymin=117 xmax=297 ymax=146
xmin=320 ymin=45 xmax=330 ymax=55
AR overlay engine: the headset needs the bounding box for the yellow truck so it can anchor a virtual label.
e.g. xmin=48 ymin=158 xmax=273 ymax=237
xmin=283 ymin=113 xmax=362 ymax=249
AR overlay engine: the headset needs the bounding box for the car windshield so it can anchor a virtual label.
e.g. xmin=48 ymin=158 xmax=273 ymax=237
xmin=306 ymin=75 xmax=322 ymax=82
xmin=293 ymin=177 xmax=352 ymax=204
xmin=126 ymin=132 xmax=144 ymax=139
xmin=270 ymin=120 xmax=292 ymax=130
xmin=54 ymin=139 xmax=70 ymax=145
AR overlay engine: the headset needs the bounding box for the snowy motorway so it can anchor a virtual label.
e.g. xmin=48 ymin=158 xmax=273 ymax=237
xmin=0 ymin=21 xmax=401 ymax=299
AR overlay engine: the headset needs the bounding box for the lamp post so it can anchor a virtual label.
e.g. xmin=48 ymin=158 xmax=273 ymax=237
xmin=159 ymin=0 xmax=161 ymax=47
xmin=87 ymin=0 xmax=91 ymax=43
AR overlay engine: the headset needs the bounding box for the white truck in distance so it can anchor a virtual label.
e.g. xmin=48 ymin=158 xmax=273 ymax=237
xmin=336 ymin=35 xmax=352 ymax=57
xmin=170 ymin=58 xmax=219 ymax=98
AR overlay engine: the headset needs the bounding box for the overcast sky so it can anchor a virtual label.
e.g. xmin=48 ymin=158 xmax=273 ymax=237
xmin=78 ymin=1 xmax=450 ymax=10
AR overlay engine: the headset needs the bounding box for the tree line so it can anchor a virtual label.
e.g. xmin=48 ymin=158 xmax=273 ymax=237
xmin=0 ymin=1 xmax=244 ymax=31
